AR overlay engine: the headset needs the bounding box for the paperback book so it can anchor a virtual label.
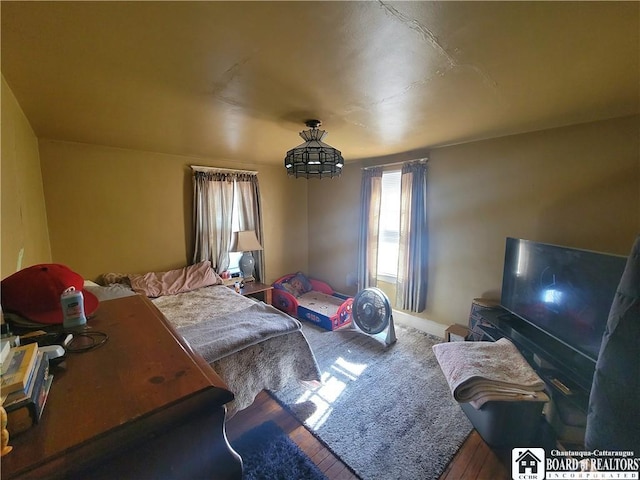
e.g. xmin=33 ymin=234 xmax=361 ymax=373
xmin=0 ymin=343 xmax=39 ymax=395
xmin=3 ymin=351 xmax=48 ymax=410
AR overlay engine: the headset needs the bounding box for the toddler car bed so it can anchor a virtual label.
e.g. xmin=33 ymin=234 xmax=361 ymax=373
xmin=272 ymin=272 xmax=353 ymax=331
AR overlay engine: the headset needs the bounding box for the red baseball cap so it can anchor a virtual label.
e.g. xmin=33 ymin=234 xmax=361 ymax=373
xmin=1 ymin=264 xmax=99 ymax=325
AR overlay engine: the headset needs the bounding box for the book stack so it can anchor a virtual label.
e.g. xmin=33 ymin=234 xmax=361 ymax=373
xmin=0 ymin=339 xmax=12 ymax=374
xmin=1 ymin=343 xmax=53 ymax=435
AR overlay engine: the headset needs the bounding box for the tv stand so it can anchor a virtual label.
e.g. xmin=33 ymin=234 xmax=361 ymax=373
xmin=471 ymin=306 xmax=594 ymax=414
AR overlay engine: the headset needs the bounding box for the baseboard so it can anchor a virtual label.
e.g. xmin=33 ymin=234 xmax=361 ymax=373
xmin=392 ymin=310 xmax=447 ymax=339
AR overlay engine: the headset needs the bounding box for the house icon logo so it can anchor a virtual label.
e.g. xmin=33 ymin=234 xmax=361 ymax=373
xmin=511 ymin=447 xmax=545 ymax=480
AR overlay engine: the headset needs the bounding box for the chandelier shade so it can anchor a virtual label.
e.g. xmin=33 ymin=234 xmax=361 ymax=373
xmin=284 ymin=120 xmax=344 ymax=179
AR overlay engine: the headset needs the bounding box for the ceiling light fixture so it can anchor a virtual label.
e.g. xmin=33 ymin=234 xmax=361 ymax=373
xmin=284 ymin=120 xmax=344 ymax=179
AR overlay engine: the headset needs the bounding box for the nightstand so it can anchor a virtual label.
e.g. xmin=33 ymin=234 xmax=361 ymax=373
xmin=231 ymin=282 xmax=273 ymax=305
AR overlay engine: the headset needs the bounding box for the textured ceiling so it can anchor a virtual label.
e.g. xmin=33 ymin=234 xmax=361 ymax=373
xmin=1 ymin=1 xmax=638 ymax=165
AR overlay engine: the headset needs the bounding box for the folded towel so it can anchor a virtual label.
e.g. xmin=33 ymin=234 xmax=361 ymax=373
xmin=432 ymin=337 xmax=549 ymax=409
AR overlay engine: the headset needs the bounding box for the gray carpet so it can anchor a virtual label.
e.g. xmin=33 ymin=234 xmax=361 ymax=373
xmin=271 ymin=322 xmax=473 ymax=480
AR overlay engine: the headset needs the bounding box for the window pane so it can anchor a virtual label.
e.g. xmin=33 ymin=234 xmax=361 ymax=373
xmin=377 ymin=171 xmax=401 ymax=277
xmin=228 ymin=181 xmax=242 ymax=273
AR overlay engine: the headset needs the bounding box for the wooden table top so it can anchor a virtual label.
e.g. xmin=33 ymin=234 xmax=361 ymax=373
xmin=236 ymin=282 xmax=273 ymax=296
xmin=2 ymin=294 xmax=234 ymax=479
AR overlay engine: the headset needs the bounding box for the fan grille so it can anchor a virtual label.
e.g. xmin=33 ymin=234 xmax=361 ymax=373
xmin=352 ymin=288 xmax=391 ymax=335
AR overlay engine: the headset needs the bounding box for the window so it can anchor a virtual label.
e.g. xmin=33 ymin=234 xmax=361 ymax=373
xmin=377 ymin=170 xmax=401 ymax=280
xmin=358 ymin=161 xmax=427 ymax=312
xmin=192 ymin=168 xmax=263 ymax=281
xmin=228 ymin=182 xmax=242 ymax=273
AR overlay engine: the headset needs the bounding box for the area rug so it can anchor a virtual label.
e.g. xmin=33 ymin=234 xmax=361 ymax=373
xmin=231 ymin=420 xmax=328 ymax=480
xmin=271 ymin=323 xmax=473 ymax=480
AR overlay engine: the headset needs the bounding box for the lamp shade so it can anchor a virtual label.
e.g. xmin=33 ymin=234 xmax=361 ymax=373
xmin=231 ymin=230 xmax=263 ymax=252
xmin=284 ymin=120 xmax=344 ymax=179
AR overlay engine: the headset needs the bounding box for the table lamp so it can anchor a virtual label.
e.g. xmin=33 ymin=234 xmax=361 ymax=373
xmin=231 ymin=230 xmax=263 ymax=282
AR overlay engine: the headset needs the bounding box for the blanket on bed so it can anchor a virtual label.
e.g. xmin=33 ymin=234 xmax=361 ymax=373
xmin=178 ymin=301 xmax=302 ymax=362
xmin=90 ymin=281 xmax=320 ymax=417
xmin=433 ymin=338 xmax=548 ymax=409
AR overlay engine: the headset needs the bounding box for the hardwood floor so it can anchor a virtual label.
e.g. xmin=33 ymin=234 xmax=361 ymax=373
xmin=439 ymin=432 xmax=510 ymax=480
xmin=226 ymin=391 xmax=359 ymax=479
xmin=226 ymin=391 xmax=510 ymax=480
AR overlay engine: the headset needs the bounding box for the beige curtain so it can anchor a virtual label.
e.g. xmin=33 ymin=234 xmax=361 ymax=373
xmin=357 ymin=167 xmax=383 ymax=289
xmin=235 ymin=175 xmax=265 ymax=282
xmin=192 ymin=171 xmax=235 ymax=274
xmin=193 ymin=170 xmax=265 ymax=281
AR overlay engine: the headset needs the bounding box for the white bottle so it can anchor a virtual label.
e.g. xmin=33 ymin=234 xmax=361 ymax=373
xmin=61 ymin=287 xmax=87 ymax=329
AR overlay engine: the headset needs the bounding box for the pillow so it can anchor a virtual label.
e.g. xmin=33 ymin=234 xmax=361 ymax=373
xmin=98 ymin=272 xmax=131 ymax=286
xmin=85 ymin=283 xmax=137 ymax=301
xmin=128 ymin=261 xmax=223 ymax=298
xmin=274 ymin=272 xmax=313 ymax=298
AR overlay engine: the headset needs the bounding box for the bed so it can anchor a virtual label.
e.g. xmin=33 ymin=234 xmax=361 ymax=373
xmin=272 ymin=272 xmax=353 ymax=331
xmin=91 ymin=262 xmax=321 ymax=417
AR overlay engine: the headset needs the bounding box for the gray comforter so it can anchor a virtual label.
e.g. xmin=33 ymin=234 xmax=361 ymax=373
xmin=151 ymin=285 xmax=321 ymax=416
xmin=179 ymin=301 xmax=302 ymax=362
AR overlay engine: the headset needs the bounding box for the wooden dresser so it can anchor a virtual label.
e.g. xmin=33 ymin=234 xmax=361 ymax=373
xmin=1 ymin=295 xmax=242 ymax=480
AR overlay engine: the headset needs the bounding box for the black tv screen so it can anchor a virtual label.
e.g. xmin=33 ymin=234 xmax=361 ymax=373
xmin=501 ymin=238 xmax=626 ymax=361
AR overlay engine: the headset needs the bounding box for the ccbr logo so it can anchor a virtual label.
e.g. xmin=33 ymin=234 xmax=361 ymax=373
xmin=512 ymin=448 xmax=545 ymax=480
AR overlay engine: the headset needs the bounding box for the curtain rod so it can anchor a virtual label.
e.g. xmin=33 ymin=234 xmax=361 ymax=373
xmin=361 ymin=158 xmax=428 ymax=170
xmin=191 ymin=165 xmax=258 ymax=175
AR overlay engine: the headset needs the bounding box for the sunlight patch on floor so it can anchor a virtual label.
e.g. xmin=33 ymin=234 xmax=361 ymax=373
xmin=294 ymin=356 xmax=368 ymax=429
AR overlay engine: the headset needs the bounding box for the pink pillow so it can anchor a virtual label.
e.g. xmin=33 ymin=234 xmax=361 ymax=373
xmin=129 ymin=261 xmax=222 ymax=297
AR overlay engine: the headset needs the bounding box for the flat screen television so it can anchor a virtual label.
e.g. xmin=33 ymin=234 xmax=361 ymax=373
xmin=500 ymin=238 xmax=627 ymax=362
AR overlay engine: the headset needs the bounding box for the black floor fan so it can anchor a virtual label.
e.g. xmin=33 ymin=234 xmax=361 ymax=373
xmin=350 ymin=287 xmax=397 ymax=346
